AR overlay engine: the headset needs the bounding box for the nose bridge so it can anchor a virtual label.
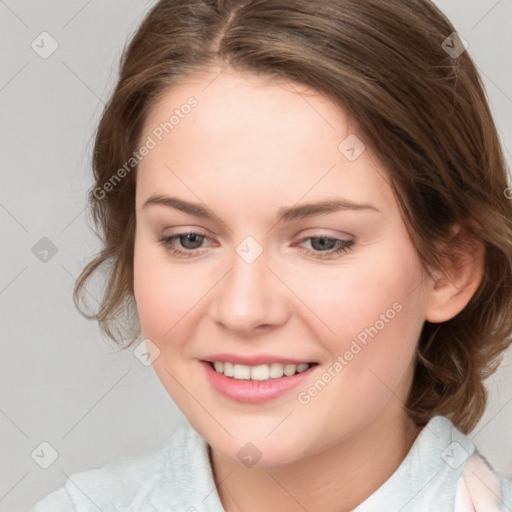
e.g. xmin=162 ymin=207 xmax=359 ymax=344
xmin=211 ymin=237 xmax=287 ymax=333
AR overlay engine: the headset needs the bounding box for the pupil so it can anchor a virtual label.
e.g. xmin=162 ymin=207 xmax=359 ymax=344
xmin=181 ymin=233 xmax=202 ymax=249
xmin=312 ymin=237 xmax=335 ymax=251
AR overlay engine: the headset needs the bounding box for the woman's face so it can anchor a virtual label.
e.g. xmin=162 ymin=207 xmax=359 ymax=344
xmin=133 ymin=67 xmax=432 ymax=466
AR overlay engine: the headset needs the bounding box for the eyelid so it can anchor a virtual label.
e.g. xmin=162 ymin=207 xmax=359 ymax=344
xmin=161 ymin=226 xmax=212 ymax=238
xmin=295 ymin=227 xmax=355 ymax=239
xmin=160 ymin=227 xmax=354 ymax=245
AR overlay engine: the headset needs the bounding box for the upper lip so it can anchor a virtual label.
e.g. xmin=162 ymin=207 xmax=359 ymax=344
xmin=202 ymin=353 xmax=317 ymax=366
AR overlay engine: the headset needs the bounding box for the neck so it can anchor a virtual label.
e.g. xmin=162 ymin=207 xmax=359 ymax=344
xmin=209 ymin=407 xmax=422 ymax=512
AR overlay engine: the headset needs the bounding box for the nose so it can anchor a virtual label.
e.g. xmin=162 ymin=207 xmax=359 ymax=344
xmin=209 ymin=244 xmax=290 ymax=336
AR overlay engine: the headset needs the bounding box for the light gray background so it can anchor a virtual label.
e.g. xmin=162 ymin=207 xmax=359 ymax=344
xmin=1 ymin=1 xmax=511 ymax=510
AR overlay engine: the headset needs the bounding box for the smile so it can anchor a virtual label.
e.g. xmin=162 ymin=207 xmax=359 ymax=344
xmin=201 ymin=360 xmax=318 ymax=403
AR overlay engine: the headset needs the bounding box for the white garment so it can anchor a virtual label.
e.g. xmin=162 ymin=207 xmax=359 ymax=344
xmin=30 ymin=415 xmax=511 ymax=511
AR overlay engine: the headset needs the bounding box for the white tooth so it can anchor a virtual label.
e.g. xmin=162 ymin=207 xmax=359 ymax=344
xmin=269 ymin=363 xmax=284 ymax=378
xmin=233 ymin=364 xmax=251 ymax=380
xmin=251 ymin=364 xmax=270 ymax=381
xmin=216 ymin=361 xmax=308 ymax=380
xmin=223 ymin=362 xmax=234 ymax=377
xmin=283 ymin=364 xmax=297 ymax=376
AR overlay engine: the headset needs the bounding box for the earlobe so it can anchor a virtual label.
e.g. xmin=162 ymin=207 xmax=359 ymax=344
xmin=425 ymin=223 xmax=485 ymax=324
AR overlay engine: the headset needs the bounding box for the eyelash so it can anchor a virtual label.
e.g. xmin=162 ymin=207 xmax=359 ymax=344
xmin=157 ymin=231 xmax=354 ymax=260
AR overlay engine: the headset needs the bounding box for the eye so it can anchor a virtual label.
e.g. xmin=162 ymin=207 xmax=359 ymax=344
xmin=157 ymin=231 xmax=213 ymax=258
xmin=157 ymin=232 xmax=354 ymax=260
xmin=296 ymin=236 xmax=354 ymax=259
xmin=175 ymin=233 xmax=205 ymax=250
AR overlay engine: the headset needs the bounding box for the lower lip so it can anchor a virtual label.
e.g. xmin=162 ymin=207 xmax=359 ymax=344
xmin=201 ymin=361 xmax=316 ymax=404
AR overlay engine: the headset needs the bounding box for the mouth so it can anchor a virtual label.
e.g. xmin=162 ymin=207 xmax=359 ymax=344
xmin=200 ymin=358 xmax=319 ymax=404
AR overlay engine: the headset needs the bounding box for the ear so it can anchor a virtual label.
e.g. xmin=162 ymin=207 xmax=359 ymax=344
xmin=425 ymin=222 xmax=485 ymax=323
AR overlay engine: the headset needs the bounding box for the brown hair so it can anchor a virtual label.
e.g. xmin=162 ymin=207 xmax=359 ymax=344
xmin=74 ymin=0 xmax=512 ymax=433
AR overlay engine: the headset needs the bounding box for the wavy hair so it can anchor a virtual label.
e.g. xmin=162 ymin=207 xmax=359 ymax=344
xmin=74 ymin=0 xmax=512 ymax=433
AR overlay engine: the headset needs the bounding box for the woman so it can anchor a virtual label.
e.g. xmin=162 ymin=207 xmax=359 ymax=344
xmin=32 ymin=0 xmax=512 ymax=510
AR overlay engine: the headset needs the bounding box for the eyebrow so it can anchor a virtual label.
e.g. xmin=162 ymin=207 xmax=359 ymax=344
xmin=141 ymin=194 xmax=381 ymax=225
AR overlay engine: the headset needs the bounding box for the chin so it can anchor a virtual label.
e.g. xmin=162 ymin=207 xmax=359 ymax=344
xmin=212 ymin=438 xmax=305 ymax=469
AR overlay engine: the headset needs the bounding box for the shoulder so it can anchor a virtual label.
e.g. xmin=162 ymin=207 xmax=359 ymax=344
xmin=29 ymin=468 xmax=104 ymax=512
xmin=455 ymin=451 xmax=512 ymax=512
xmin=433 ymin=416 xmax=512 ymax=512
xmin=29 ymin=421 xmax=200 ymax=512
xmin=351 ymin=415 xmax=511 ymax=512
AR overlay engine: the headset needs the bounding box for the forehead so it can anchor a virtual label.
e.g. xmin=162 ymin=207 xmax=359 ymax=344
xmin=142 ymin=67 xmax=352 ymax=145
xmin=135 ymin=68 xmax=396 ymax=217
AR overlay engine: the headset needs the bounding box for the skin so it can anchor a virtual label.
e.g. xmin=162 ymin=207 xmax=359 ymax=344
xmin=132 ymin=66 xmax=484 ymax=512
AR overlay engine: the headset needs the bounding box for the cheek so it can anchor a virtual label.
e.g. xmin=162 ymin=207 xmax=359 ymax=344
xmin=288 ymin=244 xmax=425 ymax=440
xmin=133 ymin=241 xmax=207 ymax=342
xmin=307 ymin=182 xmax=420 ymax=330
xmin=286 ymin=234 xmax=426 ymax=367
